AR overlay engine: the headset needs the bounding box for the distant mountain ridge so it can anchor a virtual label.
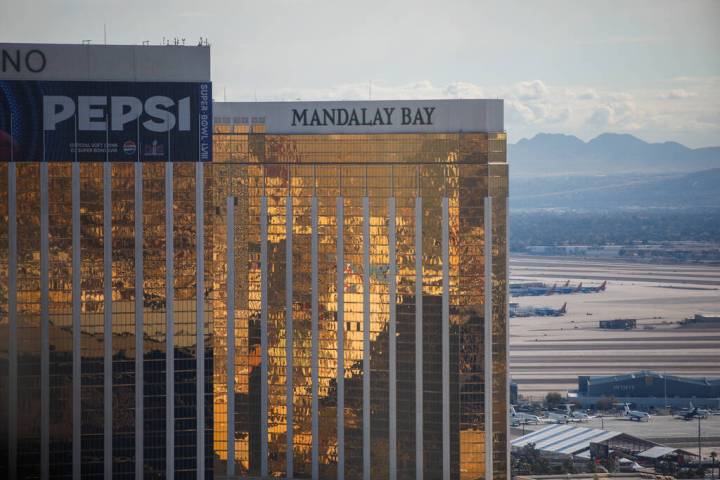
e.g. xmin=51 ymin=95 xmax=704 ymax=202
xmin=509 ymin=133 xmax=720 ymax=176
xmin=510 ymin=168 xmax=720 ymax=210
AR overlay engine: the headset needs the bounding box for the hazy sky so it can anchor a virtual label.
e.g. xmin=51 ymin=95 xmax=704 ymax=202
xmin=2 ymin=0 xmax=719 ymax=146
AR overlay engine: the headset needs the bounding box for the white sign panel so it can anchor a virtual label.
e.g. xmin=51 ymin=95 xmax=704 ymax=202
xmin=1 ymin=43 xmax=210 ymax=82
xmin=214 ymin=99 xmax=503 ymax=134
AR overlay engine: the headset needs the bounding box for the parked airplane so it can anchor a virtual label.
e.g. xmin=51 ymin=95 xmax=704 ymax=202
xmin=510 ymin=302 xmax=567 ymax=318
xmin=676 ymin=402 xmax=710 ymax=421
xmin=577 ymin=281 xmax=607 ymax=294
xmin=545 ymin=410 xmax=570 ymax=424
xmin=560 ymin=404 xmax=595 ymax=422
xmin=510 ymin=280 xmax=606 ymax=297
xmin=510 ymin=282 xmax=557 ymax=297
xmin=510 ymin=405 xmax=542 ymax=425
xmin=623 ymin=404 xmax=651 ymax=422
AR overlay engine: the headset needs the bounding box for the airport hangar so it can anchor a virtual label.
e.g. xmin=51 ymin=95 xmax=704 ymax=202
xmin=571 ymin=371 xmax=720 ymax=409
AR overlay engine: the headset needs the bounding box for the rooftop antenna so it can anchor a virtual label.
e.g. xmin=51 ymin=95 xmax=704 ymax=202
xmin=142 ymin=40 xmax=149 ymax=46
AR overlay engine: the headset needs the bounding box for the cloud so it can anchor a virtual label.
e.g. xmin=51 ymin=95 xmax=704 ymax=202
xmin=660 ymin=89 xmax=697 ymax=99
xmin=591 ymin=36 xmax=662 ymax=45
xmin=574 ymin=89 xmax=599 ymax=100
xmin=585 ymin=106 xmax=613 ymax=127
xmin=443 ymin=81 xmax=486 ymax=99
xmin=513 ymin=80 xmax=548 ymax=101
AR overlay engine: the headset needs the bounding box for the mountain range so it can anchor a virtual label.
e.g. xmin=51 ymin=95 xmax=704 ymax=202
xmin=508 ymin=133 xmax=720 ymax=211
xmin=509 ymin=133 xmax=719 ymax=176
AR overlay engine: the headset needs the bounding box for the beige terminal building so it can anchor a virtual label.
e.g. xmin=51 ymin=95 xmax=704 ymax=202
xmin=0 ymin=43 xmax=509 ymax=479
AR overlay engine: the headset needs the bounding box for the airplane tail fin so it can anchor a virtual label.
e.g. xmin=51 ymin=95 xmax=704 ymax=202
xmin=599 ymin=281 xmax=607 ymax=291
xmin=547 ymin=284 xmax=557 ymax=295
xmin=576 ymin=282 xmax=583 ymax=292
xmin=564 ymin=280 xmax=570 ymax=287
xmin=559 ymin=303 xmax=567 ymax=314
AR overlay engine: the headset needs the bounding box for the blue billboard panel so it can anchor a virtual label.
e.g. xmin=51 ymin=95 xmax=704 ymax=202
xmin=0 ymin=80 xmax=212 ymax=162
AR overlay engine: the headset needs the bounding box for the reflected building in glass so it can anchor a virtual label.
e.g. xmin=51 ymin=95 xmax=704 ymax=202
xmin=211 ymin=99 xmax=509 ymax=480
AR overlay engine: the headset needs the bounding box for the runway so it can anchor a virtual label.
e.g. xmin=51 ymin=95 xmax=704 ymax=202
xmin=509 ymin=255 xmax=720 ymax=398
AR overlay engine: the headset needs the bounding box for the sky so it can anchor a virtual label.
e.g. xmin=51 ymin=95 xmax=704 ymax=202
xmin=1 ymin=0 xmax=719 ymax=147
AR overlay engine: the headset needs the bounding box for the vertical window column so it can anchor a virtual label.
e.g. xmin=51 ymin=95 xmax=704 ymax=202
xmin=484 ymin=196 xmax=493 ymax=480
xmin=196 ymin=163 xmax=205 ymax=477
xmin=40 ymin=163 xmax=49 ymax=480
xmin=134 ymin=162 xmax=144 ymax=479
xmin=311 ymin=195 xmax=319 ymax=480
xmin=388 ymin=196 xmax=397 ymax=480
xmin=7 ymin=163 xmax=17 ymax=480
xmin=415 ymin=196 xmax=423 ymax=480
xmin=72 ymin=161 xmax=81 ymax=479
xmin=260 ymin=195 xmax=269 ymax=478
xmin=103 ymin=162 xmax=112 ymax=479
xmin=165 ymin=162 xmax=174 ymax=478
xmin=285 ymin=195 xmax=294 ymax=479
xmin=362 ymin=197 xmax=371 ymax=480
xmin=336 ymin=196 xmax=345 ymax=480
xmin=442 ymin=197 xmax=450 ymax=480
xmin=227 ymin=195 xmax=236 ymax=477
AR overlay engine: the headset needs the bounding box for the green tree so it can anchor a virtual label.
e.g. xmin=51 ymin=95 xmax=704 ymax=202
xmin=596 ymin=395 xmax=616 ymax=411
xmin=545 ymin=392 xmax=563 ymax=409
xmin=511 ymin=443 xmax=552 ymax=475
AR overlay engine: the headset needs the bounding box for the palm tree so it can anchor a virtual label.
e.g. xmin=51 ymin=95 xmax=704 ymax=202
xmin=710 ymin=451 xmax=717 ymax=480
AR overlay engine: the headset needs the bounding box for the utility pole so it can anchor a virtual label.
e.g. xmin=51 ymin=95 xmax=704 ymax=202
xmin=698 ymin=416 xmax=702 ymax=461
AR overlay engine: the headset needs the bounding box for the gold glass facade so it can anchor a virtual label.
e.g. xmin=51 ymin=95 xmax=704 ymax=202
xmin=211 ymin=127 xmax=508 ymax=480
xmin=0 ymin=119 xmax=507 ymax=480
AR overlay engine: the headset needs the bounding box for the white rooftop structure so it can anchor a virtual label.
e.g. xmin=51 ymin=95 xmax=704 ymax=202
xmin=512 ymin=424 xmax=629 ymax=456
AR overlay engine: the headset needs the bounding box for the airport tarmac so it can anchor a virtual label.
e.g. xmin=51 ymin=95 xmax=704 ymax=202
xmin=511 ymin=414 xmax=720 ymax=455
xmin=509 ymin=255 xmax=720 ymax=398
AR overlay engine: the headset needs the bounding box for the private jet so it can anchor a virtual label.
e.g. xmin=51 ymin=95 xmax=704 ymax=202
xmin=510 ymin=405 xmax=542 ymax=425
xmin=623 ymin=404 xmax=651 ymax=422
xmin=561 ymin=404 xmax=595 ymax=422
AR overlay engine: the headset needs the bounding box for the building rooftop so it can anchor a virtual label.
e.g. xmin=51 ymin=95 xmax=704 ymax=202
xmin=586 ymin=370 xmax=720 ymax=387
xmin=512 ymin=424 xmax=625 ymax=456
xmin=0 ymin=42 xmax=210 ymax=82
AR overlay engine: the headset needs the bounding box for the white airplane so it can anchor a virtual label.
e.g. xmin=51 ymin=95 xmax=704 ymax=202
xmin=560 ymin=404 xmax=595 ymax=422
xmin=545 ymin=410 xmax=570 ymax=424
xmin=689 ymin=401 xmax=710 ymax=418
xmin=623 ymin=404 xmax=651 ymax=422
xmin=510 ymin=405 xmax=542 ymax=425
xmin=677 ymin=401 xmax=710 ymax=420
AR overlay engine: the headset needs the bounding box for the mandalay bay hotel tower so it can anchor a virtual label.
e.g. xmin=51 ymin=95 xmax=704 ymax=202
xmin=0 ymin=43 xmax=509 ymax=479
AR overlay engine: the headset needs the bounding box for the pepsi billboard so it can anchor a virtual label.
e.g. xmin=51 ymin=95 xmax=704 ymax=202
xmin=0 ymin=80 xmax=212 ymax=162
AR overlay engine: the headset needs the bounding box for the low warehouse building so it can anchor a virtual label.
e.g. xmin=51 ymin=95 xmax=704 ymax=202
xmin=512 ymin=424 xmax=660 ymax=458
xmin=575 ymin=371 xmax=720 ymax=409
